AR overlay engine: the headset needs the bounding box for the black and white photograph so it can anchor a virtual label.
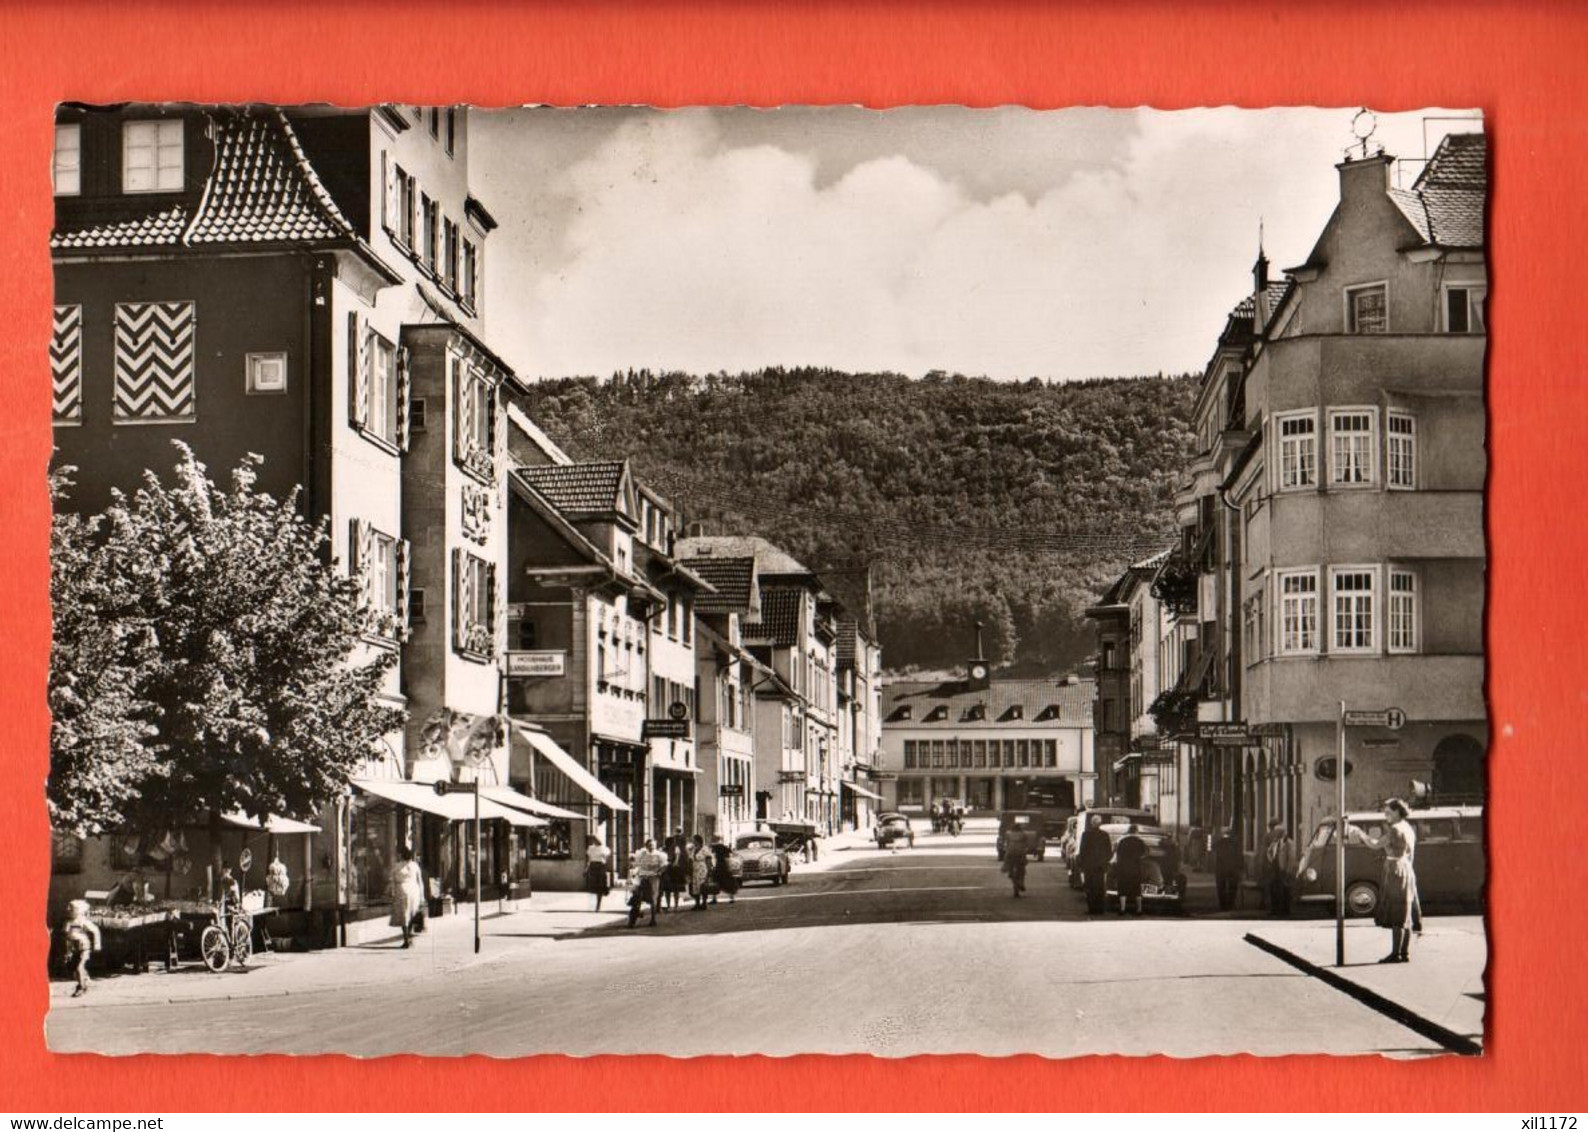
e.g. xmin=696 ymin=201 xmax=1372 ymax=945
xmin=42 ymin=103 xmax=1487 ymax=1058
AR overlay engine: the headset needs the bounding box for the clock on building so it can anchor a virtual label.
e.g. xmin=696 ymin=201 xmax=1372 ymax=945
xmin=969 ymin=663 xmax=988 ymax=681
xmin=967 ymin=658 xmax=991 ymax=692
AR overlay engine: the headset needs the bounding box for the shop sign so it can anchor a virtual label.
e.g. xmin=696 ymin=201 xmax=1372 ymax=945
xmin=642 ymin=719 xmax=691 ymax=740
xmin=506 ymin=650 xmax=565 ymax=677
xmin=1251 ymin=722 xmax=1287 ymax=737
xmin=719 ymin=784 xmax=745 ymax=798
xmin=1198 ymin=723 xmax=1251 ymax=746
xmin=777 ymin=770 xmax=805 ymax=783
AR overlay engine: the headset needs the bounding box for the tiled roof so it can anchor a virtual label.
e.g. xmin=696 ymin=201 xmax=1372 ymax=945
xmin=186 ymin=108 xmax=355 ymax=244
xmin=516 ymin=461 xmax=628 ymax=515
xmin=683 ymin=555 xmax=757 ymax=614
xmin=677 ymin=535 xmax=811 ymax=577
xmin=52 ymin=206 xmax=188 ymax=249
xmin=882 ymin=676 xmax=1096 ymax=726
xmin=742 ymin=588 xmax=802 ymax=647
xmin=52 ymin=107 xmax=356 ymax=253
xmin=1390 ymin=133 xmax=1486 ymax=250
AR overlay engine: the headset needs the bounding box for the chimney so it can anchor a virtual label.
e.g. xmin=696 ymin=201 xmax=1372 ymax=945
xmin=1336 ymin=151 xmax=1394 ymax=209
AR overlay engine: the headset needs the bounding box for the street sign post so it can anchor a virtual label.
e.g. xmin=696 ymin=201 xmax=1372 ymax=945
xmin=434 ymin=779 xmax=482 ymax=955
xmin=1336 ymin=704 xmax=1406 ymax=965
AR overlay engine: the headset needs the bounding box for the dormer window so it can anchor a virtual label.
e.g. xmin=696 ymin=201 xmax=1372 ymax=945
xmin=123 ymin=120 xmax=183 ymax=193
xmin=1000 ymin=704 xmax=1024 ymax=722
xmin=924 ymin=705 xmax=949 ymax=723
xmin=888 ymin=705 xmax=912 ymax=722
xmin=53 ymin=124 xmax=80 ymax=196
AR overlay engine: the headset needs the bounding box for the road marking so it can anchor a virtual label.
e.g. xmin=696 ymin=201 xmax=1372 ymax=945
xmin=735 ymin=884 xmax=985 ymax=902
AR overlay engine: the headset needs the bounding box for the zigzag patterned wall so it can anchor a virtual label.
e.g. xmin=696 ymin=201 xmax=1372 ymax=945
xmin=51 ymin=305 xmax=82 ymax=422
xmin=114 ymin=301 xmax=196 ymax=421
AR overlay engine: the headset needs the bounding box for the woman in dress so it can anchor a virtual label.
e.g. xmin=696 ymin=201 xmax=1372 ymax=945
xmin=584 ymin=836 xmax=612 ymax=911
xmin=688 ymin=834 xmax=713 ymax=910
xmin=660 ymin=831 xmax=685 ymax=913
xmin=1370 ymin=798 xmax=1421 ymax=963
xmin=388 ymin=846 xmax=425 ymax=949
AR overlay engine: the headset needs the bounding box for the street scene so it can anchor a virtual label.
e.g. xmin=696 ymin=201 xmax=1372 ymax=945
xmin=44 ymin=103 xmax=1487 ymax=1057
xmin=47 ymin=819 xmax=1484 ymax=1057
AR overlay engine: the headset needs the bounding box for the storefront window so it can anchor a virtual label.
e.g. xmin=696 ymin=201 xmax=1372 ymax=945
xmin=347 ymin=797 xmax=394 ymax=907
xmin=530 ymin=819 xmax=573 ymax=860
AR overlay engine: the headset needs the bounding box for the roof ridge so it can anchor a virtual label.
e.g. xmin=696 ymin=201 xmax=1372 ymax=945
xmin=270 ymin=107 xmax=357 ymax=237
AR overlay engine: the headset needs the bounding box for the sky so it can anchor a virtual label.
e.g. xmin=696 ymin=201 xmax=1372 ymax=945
xmin=472 ymin=107 xmax=1481 ymax=383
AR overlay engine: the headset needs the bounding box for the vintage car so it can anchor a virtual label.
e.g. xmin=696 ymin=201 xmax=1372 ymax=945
xmin=995 ymin=811 xmax=1047 ymax=861
xmin=732 ymin=831 xmax=792 ymax=885
xmin=875 ymin=812 xmax=916 ymax=848
xmin=1065 ymin=807 xmax=1161 ymax=888
xmin=1295 ymin=806 xmax=1484 ymax=917
xmin=1100 ymin=824 xmax=1187 ymax=911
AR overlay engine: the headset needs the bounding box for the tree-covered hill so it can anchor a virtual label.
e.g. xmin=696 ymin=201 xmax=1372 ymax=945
xmin=515 ymin=368 xmax=1197 ymax=674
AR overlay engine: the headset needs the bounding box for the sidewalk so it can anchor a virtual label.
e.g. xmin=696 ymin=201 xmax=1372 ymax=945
xmin=1246 ymin=915 xmax=1486 ymax=1048
xmin=49 ymin=888 xmax=626 ymax=1011
xmin=50 ymin=831 xmax=876 ymax=1011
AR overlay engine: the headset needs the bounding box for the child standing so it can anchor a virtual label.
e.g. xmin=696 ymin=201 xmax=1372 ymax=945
xmin=63 ymin=899 xmax=102 ymax=998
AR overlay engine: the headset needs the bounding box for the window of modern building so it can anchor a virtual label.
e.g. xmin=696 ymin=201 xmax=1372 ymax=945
xmin=898 ymin=779 xmax=925 ymax=807
xmin=973 ymin=740 xmax=987 ymax=768
xmin=1276 ymin=412 xmax=1317 ymax=490
xmin=946 ymin=740 xmax=959 ymax=769
xmin=123 ymin=120 xmax=183 ymax=193
xmin=1387 ymin=412 xmax=1416 ymax=489
xmin=1345 ymin=282 xmax=1388 ymax=334
xmin=1388 ymin=569 xmax=1418 ymax=653
xmin=903 ymin=740 xmax=917 ymax=769
xmin=1444 ymin=285 xmax=1486 ymax=334
xmin=1044 ymin=740 xmax=1058 ymax=768
xmin=931 ymin=741 xmax=945 ymax=768
xmin=1277 ymin=570 xmax=1320 ymax=655
xmin=1329 ymin=409 xmax=1377 ymax=486
xmin=1330 ymin=567 xmax=1377 ymax=653
xmin=53 ymin=124 xmax=81 ymax=195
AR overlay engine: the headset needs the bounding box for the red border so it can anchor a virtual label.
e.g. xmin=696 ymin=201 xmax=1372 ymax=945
xmin=3 ymin=1 xmax=1586 ymax=1112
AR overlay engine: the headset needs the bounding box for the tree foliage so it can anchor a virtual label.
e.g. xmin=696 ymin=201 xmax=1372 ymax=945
xmin=49 ymin=445 xmax=405 ymax=836
xmin=516 ymin=367 xmax=1196 ymax=674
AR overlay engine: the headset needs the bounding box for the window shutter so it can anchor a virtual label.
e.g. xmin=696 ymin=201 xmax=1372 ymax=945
xmin=409 ymin=178 xmax=422 ymax=256
xmin=348 ymin=519 xmax=362 ymax=580
xmin=452 ymin=547 xmax=467 ymax=652
xmin=348 ymin=312 xmax=368 ymax=429
xmin=380 ymin=151 xmax=396 ymax=234
xmin=452 ymin=355 xmax=466 ymax=462
xmin=485 ymin=381 xmax=498 ymax=461
xmin=471 ymin=241 xmax=482 ymax=310
xmin=396 ymin=538 xmax=412 ymax=632
xmin=486 ymin=562 xmax=498 ymax=653
xmin=395 ymin=345 xmax=411 ymax=452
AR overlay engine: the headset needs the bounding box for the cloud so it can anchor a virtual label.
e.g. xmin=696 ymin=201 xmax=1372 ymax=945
xmin=478 ymin=107 xmax=1476 ymax=381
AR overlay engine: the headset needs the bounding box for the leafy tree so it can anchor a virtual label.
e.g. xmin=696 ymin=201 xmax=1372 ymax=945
xmin=49 ymin=444 xmax=404 ymax=844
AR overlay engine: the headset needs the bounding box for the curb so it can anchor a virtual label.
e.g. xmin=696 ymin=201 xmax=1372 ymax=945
xmin=1243 ymin=932 xmax=1483 ymax=1056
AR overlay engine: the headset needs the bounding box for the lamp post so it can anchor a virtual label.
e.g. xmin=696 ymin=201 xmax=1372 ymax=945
xmin=433 ymin=779 xmax=482 ymax=954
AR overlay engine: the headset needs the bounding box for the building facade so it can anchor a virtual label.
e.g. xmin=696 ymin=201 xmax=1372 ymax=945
xmin=1166 ymin=130 xmax=1488 ymax=857
xmin=878 ymin=668 xmax=1096 ymax=816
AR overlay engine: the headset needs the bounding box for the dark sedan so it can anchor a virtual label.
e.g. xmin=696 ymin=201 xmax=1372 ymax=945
xmin=875 ymin=813 xmax=916 ymax=848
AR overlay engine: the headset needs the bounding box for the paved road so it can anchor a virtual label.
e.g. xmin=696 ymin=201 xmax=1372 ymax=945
xmin=47 ymin=824 xmax=1456 ymax=1058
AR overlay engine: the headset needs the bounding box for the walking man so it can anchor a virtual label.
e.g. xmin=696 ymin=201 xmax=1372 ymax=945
xmin=628 ymin=838 xmax=666 ymax=928
xmin=1265 ymin=822 xmax=1297 ymax=918
xmin=1077 ymin=813 xmax=1113 ymax=915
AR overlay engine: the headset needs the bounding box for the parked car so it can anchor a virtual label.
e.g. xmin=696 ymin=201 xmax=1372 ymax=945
xmin=1064 ymin=806 xmax=1161 ymax=888
xmin=733 ymin=831 xmax=792 ymax=885
xmin=875 ymin=813 xmax=915 ymax=848
xmin=1295 ymin=806 xmax=1484 ymax=917
xmin=1101 ymin=824 xmax=1187 ymax=912
xmin=995 ymin=811 xmax=1047 ymax=861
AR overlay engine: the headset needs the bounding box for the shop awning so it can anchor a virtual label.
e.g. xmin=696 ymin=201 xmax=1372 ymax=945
xmin=479 ymin=784 xmax=584 ymax=822
xmin=352 ymin=779 xmax=547 ymax=826
xmin=511 ymin=723 xmax=631 ymax=812
xmin=1112 ymin=753 xmax=1142 ymax=772
xmin=220 ymin=812 xmax=322 ymax=834
xmin=840 ymin=780 xmax=884 ymax=802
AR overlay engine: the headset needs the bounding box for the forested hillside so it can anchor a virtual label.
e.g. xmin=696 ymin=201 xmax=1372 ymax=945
xmin=516 ymin=368 xmax=1197 ymax=674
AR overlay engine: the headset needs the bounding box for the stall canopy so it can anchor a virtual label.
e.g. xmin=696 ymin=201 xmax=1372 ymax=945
xmin=479 ymin=784 xmax=585 ymax=822
xmin=839 ymin=780 xmax=884 ymax=803
xmin=511 ymin=723 xmax=631 ymax=812
xmin=219 ymin=812 xmax=322 ymax=834
xmin=351 ymin=779 xmax=547 ymax=827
